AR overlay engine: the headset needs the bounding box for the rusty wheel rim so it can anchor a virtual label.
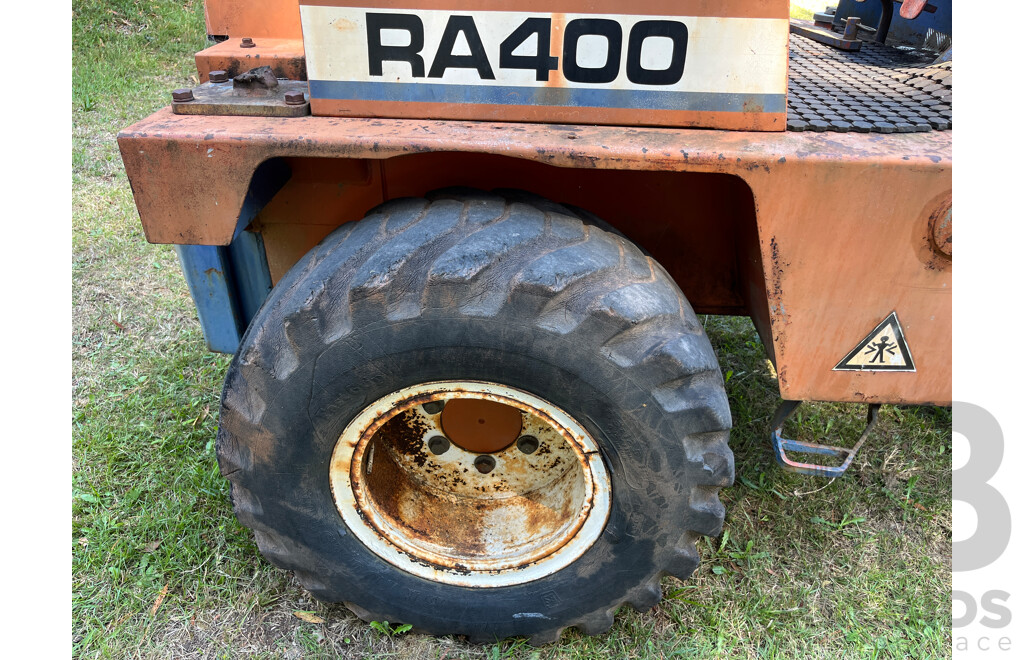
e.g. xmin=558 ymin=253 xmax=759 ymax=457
xmin=330 ymin=381 xmax=611 ymax=587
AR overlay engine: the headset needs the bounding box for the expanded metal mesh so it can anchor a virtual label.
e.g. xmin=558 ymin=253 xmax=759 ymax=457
xmin=787 ymin=33 xmax=951 ymax=133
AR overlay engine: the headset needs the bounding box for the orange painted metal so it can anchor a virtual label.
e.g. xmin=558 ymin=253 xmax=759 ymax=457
xmin=308 ymin=99 xmax=784 ymax=131
xmin=441 ymin=398 xmax=524 ymax=454
xmin=900 ymin=0 xmax=928 ymax=19
xmin=195 ymin=37 xmax=306 ymax=83
xmin=299 ymin=0 xmax=788 ymax=19
xmin=204 ymin=0 xmax=302 ymax=39
xmin=117 ymin=110 xmax=951 ymax=406
xmin=251 ymin=153 xmax=750 ymax=314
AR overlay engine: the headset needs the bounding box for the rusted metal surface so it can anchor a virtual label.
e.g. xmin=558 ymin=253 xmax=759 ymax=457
xmin=790 ymin=20 xmax=862 ymax=51
xmin=901 ymin=0 xmax=930 ymax=20
xmin=329 ymin=381 xmax=611 ymax=587
xmin=171 ymin=76 xmax=309 ymax=117
xmin=117 ymin=110 xmax=951 ymax=244
xmin=117 ymin=108 xmax=951 ymax=405
xmin=770 ymin=401 xmax=881 ymax=478
xmin=929 ymin=193 xmax=952 ymax=258
xmin=843 ymin=16 xmax=862 ymax=40
xmin=195 ymin=37 xmax=306 ymax=83
xmin=233 ymin=65 xmax=278 ymax=88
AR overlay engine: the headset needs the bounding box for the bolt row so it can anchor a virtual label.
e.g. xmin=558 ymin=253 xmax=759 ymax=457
xmin=425 ymin=434 xmax=540 ymax=473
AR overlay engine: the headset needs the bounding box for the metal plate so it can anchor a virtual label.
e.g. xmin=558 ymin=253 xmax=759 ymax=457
xmin=299 ymin=0 xmax=791 ymax=130
xmin=171 ymin=78 xmax=311 ymax=117
xmin=787 ymin=32 xmax=951 ymax=134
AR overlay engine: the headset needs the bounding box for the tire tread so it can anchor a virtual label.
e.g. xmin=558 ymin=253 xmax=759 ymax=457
xmin=217 ymin=188 xmax=733 ymax=645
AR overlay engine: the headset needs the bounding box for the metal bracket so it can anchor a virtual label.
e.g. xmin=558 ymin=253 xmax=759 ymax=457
xmin=769 ymin=401 xmax=881 ymax=478
xmin=171 ymin=66 xmax=310 ymax=117
xmin=790 ymin=20 xmax=862 ymax=51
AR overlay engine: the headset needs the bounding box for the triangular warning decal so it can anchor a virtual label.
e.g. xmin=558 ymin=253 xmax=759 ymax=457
xmin=834 ymin=311 xmax=915 ymax=372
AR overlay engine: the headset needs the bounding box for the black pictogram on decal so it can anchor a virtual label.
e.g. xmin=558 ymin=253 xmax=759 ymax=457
xmin=833 ymin=311 xmax=915 ymax=372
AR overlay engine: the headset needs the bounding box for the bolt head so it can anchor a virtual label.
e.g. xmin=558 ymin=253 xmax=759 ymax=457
xmin=209 ymin=70 xmax=228 ymax=83
xmin=284 ymin=91 xmax=306 ymax=105
xmin=240 ymin=37 xmax=255 ymax=48
xmin=474 ymin=455 xmax=496 ymax=474
xmin=516 ymin=435 xmax=539 ymax=455
xmin=172 ymin=88 xmax=194 ymax=102
xmin=427 ymin=436 xmax=450 ymax=455
xmin=422 ymin=400 xmax=445 ymax=415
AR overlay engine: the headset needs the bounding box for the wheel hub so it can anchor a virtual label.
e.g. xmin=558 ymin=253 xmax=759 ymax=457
xmin=329 ymin=381 xmax=611 ymax=587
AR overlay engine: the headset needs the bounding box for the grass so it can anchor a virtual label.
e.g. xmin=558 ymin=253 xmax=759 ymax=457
xmin=72 ymin=2 xmax=952 ymax=657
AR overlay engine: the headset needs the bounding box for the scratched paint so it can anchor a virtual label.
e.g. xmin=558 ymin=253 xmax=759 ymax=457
xmin=300 ymin=3 xmax=788 ymax=128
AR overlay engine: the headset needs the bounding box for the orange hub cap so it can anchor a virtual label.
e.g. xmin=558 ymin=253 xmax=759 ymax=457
xmin=441 ymin=398 xmax=523 ymax=454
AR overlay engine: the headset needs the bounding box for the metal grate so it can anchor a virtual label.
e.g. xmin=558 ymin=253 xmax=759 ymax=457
xmin=787 ymin=33 xmax=951 ymax=133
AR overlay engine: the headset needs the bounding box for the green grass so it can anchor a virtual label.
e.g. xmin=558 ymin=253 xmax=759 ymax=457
xmin=72 ymin=2 xmax=951 ymax=657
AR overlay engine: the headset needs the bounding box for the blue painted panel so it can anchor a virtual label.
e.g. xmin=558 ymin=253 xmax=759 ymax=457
xmin=310 ymin=80 xmax=788 ymax=114
xmin=175 ymin=245 xmax=245 ymax=353
xmin=834 ymin=0 xmax=883 ymax=28
xmin=227 ymin=230 xmax=273 ymax=324
xmin=834 ymin=0 xmax=951 ymax=48
xmin=177 ymin=231 xmax=275 ymax=354
xmin=175 ymin=158 xmax=291 ymax=354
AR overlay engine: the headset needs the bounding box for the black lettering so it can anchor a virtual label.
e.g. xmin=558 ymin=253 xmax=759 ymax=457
xmin=626 ymin=20 xmax=687 ymax=85
xmin=562 ymin=19 xmax=622 ymax=84
xmin=366 ymin=13 xmax=425 ymax=77
xmin=499 ymin=18 xmax=558 ymax=81
xmin=428 ymin=16 xmax=495 ymax=79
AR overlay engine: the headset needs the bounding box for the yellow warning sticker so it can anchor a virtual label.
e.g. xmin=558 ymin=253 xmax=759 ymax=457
xmin=834 ymin=311 xmax=915 ymax=372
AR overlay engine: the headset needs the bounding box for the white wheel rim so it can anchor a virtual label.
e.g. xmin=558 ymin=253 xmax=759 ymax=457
xmin=329 ymin=381 xmax=611 ymax=588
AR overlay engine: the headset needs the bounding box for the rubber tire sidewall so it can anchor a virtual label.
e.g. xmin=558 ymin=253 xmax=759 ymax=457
xmin=236 ymin=312 xmax=705 ymax=638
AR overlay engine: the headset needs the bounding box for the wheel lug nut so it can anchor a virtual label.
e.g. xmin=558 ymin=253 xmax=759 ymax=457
xmin=427 ymin=436 xmax=450 ymax=455
xmin=422 ymin=400 xmax=445 ymax=415
xmin=516 ymin=435 xmax=539 ymax=454
xmin=474 ymin=455 xmax=496 ymax=474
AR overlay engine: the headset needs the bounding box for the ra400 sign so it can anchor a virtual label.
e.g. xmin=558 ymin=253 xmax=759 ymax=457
xmin=299 ymin=2 xmax=789 ymax=130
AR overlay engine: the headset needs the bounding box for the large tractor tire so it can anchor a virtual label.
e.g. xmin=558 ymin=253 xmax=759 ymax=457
xmin=216 ymin=189 xmax=733 ymax=644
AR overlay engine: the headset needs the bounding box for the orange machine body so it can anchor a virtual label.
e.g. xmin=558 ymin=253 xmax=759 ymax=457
xmin=121 ymin=0 xmax=952 ymax=406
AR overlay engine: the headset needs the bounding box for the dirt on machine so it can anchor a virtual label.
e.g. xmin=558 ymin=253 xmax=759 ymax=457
xmin=117 ymin=0 xmax=952 ymax=645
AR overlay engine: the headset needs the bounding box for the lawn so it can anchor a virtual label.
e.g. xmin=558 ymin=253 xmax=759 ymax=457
xmin=71 ymin=1 xmax=952 ymax=657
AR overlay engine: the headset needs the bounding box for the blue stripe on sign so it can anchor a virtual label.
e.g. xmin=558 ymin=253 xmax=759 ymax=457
xmin=310 ymin=80 xmax=786 ymax=113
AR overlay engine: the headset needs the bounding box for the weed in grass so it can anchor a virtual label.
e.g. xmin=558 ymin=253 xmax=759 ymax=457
xmin=369 ymin=620 xmax=413 ymax=637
